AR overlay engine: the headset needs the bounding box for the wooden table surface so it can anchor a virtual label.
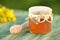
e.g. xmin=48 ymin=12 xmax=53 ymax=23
xmin=0 ymin=10 xmax=60 ymax=40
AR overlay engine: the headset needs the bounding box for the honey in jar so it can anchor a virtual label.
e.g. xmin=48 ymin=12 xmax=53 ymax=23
xmin=28 ymin=6 xmax=53 ymax=34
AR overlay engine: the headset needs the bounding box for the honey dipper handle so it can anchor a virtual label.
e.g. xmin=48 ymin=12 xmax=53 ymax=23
xmin=21 ymin=21 xmax=29 ymax=29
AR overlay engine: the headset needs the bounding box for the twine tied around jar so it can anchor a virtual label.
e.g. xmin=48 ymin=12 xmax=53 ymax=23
xmin=28 ymin=13 xmax=53 ymax=24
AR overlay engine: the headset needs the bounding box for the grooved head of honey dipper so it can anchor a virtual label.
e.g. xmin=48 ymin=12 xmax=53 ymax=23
xmin=10 ymin=25 xmax=23 ymax=34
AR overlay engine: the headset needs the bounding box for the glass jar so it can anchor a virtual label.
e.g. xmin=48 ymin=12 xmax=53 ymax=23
xmin=28 ymin=6 xmax=53 ymax=34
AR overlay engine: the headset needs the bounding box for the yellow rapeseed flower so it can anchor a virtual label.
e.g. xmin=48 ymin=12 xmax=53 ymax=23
xmin=2 ymin=17 xmax=7 ymax=23
xmin=1 ymin=6 xmax=6 ymax=10
xmin=0 ymin=7 xmax=5 ymax=17
xmin=0 ymin=6 xmax=16 ymax=23
xmin=0 ymin=18 xmax=2 ymax=22
xmin=7 ymin=17 xmax=16 ymax=22
xmin=11 ymin=17 xmax=16 ymax=22
xmin=6 ymin=9 xmax=15 ymax=17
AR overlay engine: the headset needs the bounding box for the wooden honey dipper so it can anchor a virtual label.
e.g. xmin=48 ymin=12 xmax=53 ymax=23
xmin=10 ymin=21 xmax=29 ymax=34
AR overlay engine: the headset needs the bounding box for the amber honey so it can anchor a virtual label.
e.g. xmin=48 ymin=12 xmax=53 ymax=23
xmin=29 ymin=17 xmax=51 ymax=34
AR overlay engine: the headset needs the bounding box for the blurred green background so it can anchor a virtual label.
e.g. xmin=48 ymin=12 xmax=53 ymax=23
xmin=0 ymin=0 xmax=60 ymax=14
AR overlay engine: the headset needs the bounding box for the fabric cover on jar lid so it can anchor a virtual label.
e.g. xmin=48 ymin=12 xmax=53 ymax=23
xmin=29 ymin=6 xmax=52 ymax=15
